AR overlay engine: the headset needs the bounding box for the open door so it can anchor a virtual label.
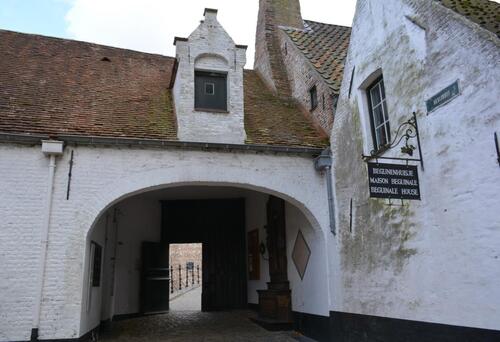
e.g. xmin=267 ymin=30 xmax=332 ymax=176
xmin=140 ymin=242 xmax=170 ymax=313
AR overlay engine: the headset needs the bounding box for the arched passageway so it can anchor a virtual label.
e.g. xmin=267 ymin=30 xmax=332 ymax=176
xmin=79 ymin=184 xmax=329 ymax=339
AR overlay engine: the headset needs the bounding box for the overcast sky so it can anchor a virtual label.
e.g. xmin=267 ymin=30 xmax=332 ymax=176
xmin=0 ymin=0 xmax=357 ymax=68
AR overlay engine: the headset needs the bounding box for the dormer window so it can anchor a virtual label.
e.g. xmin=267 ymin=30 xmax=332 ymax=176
xmin=195 ymin=71 xmax=227 ymax=111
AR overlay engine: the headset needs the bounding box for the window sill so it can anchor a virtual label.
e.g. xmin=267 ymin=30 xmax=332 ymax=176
xmin=194 ymin=108 xmax=229 ymax=114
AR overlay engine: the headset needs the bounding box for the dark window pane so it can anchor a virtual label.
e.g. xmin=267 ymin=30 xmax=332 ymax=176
xmin=195 ymin=71 xmax=227 ymax=111
xmin=373 ymin=104 xmax=384 ymax=126
xmin=380 ymin=80 xmax=385 ymax=99
xmin=377 ymin=126 xmax=388 ymax=147
xmin=310 ymin=86 xmax=318 ymax=110
xmin=92 ymin=242 xmax=102 ymax=287
xmin=370 ymin=83 xmax=381 ymax=106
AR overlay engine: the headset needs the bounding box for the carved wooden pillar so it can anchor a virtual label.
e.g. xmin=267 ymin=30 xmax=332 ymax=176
xmin=256 ymin=195 xmax=292 ymax=325
xmin=266 ymin=196 xmax=288 ymax=285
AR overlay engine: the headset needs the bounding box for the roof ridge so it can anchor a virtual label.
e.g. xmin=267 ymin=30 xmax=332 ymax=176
xmin=304 ymin=19 xmax=351 ymax=29
xmin=0 ymin=28 xmax=176 ymax=59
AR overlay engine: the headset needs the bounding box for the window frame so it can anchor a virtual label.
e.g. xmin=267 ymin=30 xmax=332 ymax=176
xmin=366 ymin=76 xmax=390 ymax=153
xmin=309 ymin=85 xmax=318 ymax=111
xmin=90 ymin=241 xmax=102 ymax=287
xmin=194 ymin=70 xmax=228 ymax=112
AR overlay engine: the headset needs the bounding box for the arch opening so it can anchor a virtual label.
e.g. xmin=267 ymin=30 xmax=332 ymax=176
xmin=79 ymin=183 xmax=329 ymax=339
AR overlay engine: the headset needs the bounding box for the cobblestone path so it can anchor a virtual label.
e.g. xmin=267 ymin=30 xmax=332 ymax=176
xmin=99 ymin=310 xmax=298 ymax=341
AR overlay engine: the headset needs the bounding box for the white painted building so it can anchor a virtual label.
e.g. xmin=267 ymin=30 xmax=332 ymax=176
xmin=329 ymin=0 xmax=500 ymax=340
xmin=0 ymin=0 xmax=499 ymax=341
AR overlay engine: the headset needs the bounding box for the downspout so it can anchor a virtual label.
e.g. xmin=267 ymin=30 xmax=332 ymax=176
xmin=31 ymin=140 xmax=64 ymax=341
xmin=314 ymin=148 xmax=336 ymax=235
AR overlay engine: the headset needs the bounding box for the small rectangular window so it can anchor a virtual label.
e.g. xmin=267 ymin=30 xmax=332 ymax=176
xmin=310 ymin=85 xmax=318 ymax=111
xmin=195 ymin=71 xmax=227 ymax=111
xmin=367 ymin=76 xmax=390 ymax=151
xmin=91 ymin=242 xmax=102 ymax=287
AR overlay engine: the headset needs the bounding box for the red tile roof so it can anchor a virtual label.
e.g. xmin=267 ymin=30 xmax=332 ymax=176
xmin=0 ymin=30 xmax=327 ymax=149
xmin=282 ymin=20 xmax=351 ymax=94
xmin=244 ymin=70 xmax=328 ymax=148
xmin=0 ymin=30 xmax=177 ymax=140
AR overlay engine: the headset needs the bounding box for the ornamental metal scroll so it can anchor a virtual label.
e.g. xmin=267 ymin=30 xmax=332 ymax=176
xmin=362 ymin=112 xmax=424 ymax=170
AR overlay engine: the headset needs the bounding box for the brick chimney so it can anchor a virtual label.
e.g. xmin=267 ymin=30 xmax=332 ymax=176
xmin=254 ymin=0 xmax=304 ymax=98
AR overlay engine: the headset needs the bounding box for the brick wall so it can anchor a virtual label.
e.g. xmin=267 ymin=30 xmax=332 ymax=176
xmin=169 ymin=243 xmax=202 ymax=291
xmin=279 ymin=30 xmax=336 ymax=133
xmin=254 ymin=0 xmax=334 ymax=134
xmin=254 ymin=0 xmax=303 ymax=98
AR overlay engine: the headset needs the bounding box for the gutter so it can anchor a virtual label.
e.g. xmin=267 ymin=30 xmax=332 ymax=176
xmin=32 ymin=140 xmax=64 ymax=341
xmin=0 ymin=132 xmax=324 ymax=156
xmin=314 ymin=148 xmax=336 ymax=235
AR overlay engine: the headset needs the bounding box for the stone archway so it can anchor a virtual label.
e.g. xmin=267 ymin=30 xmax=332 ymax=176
xmin=77 ymin=177 xmax=330 ymax=337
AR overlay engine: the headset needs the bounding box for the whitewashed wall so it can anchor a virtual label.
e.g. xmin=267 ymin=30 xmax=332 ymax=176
xmin=173 ymin=9 xmax=247 ymax=144
xmin=331 ymin=0 xmax=500 ymax=331
xmin=79 ymin=214 xmax=107 ymax=336
xmin=0 ymin=144 xmax=330 ymax=341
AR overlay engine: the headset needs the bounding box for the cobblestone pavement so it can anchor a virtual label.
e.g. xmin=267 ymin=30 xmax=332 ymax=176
xmin=99 ymin=310 xmax=299 ymax=342
xmin=170 ymin=285 xmax=202 ymax=311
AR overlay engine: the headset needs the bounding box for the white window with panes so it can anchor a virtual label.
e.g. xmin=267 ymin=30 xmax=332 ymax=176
xmin=367 ymin=76 xmax=390 ymax=151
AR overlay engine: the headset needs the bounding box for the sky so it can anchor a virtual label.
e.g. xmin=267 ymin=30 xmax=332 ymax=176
xmin=0 ymin=0 xmax=357 ymax=67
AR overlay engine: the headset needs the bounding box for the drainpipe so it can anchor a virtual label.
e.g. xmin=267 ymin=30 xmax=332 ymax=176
xmin=31 ymin=140 xmax=64 ymax=341
xmin=314 ymin=148 xmax=336 ymax=235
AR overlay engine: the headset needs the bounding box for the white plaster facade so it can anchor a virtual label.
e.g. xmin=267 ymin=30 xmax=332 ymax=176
xmin=173 ymin=9 xmax=247 ymax=144
xmin=0 ymin=144 xmax=332 ymax=341
xmin=1 ymin=0 xmax=500 ymax=341
xmin=330 ymin=0 xmax=500 ymax=332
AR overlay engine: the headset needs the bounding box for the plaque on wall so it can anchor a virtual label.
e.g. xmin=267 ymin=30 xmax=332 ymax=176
xmin=426 ymin=80 xmax=460 ymax=113
xmin=368 ymin=162 xmax=421 ymax=200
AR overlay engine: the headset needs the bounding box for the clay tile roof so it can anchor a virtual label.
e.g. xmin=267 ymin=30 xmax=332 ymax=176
xmin=244 ymin=70 xmax=328 ymax=148
xmin=0 ymin=30 xmax=326 ymax=149
xmin=0 ymin=30 xmax=178 ymax=140
xmin=282 ymin=20 xmax=351 ymax=94
xmin=435 ymin=0 xmax=500 ymax=37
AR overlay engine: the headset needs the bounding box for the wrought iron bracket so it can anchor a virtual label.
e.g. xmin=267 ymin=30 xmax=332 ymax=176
xmin=362 ymin=112 xmax=424 ymax=170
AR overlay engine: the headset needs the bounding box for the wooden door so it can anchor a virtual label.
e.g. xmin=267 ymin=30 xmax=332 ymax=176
xmin=140 ymin=242 xmax=170 ymax=313
xmin=162 ymin=199 xmax=246 ymax=311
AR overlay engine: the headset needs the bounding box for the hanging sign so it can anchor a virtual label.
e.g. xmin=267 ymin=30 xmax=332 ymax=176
xmin=426 ymin=80 xmax=460 ymax=113
xmin=368 ymin=162 xmax=421 ymax=200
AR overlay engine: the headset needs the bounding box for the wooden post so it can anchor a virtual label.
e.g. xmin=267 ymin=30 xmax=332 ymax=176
xmin=185 ymin=264 xmax=189 ymax=288
xmin=197 ymin=264 xmax=200 ymax=284
xmin=256 ymin=196 xmax=292 ymax=324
